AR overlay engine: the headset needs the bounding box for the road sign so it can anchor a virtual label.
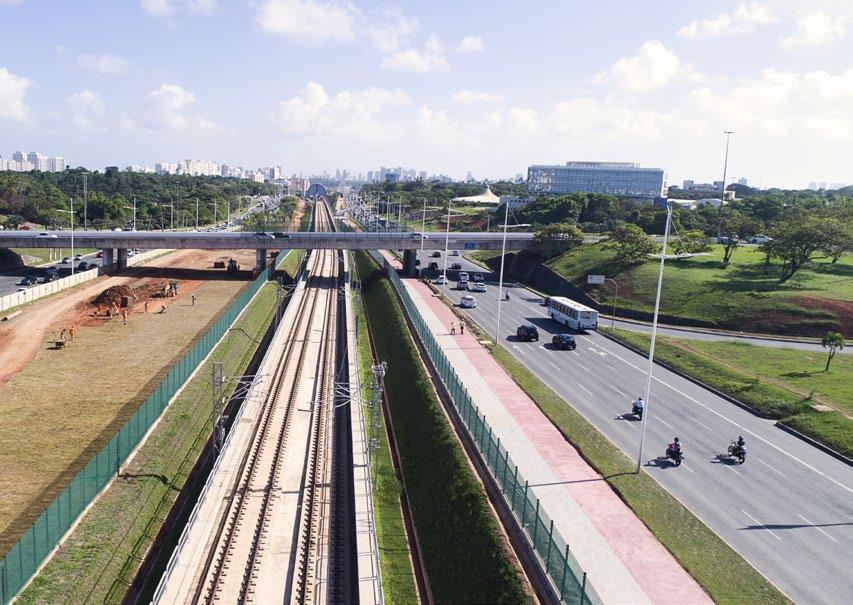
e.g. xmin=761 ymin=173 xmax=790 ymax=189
xmin=587 ymin=274 xmax=605 ymax=285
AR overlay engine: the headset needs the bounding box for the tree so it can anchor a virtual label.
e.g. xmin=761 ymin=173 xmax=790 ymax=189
xmin=718 ymin=209 xmax=756 ymax=264
xmin=821 ymin=331 xmax=844 ymax=371
xmin=818 ymin=218 xmax=853 ymax=263
xmin=532 ymin=222 xmax=584 ymax=258
xmin=604 ymin=223 xmax=656 ymax=264
xmin=672 ymin=229 xmax=712 ymax=255
xmin=762 ymin=217 xmax=829 ymax=282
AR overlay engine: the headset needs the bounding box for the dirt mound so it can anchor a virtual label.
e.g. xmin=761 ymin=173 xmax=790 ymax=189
xmin=93 ymin=285 xmax=136 ymax=308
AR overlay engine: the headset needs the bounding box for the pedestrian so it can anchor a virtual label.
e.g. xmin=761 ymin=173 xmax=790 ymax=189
xmin=59 ymin=328 xmax=66 ymax=340
xmin=450 ymin=321 xmax=456 ymax=335
xmin=122 ymin=309 xmax=128 ymax=325
xmin=460 ymin=322 xmax=465 ymax=336
xmin=191 ymin=294 xmax=197 ymax=306
xmin=144 ymin=300 xmax=150 ymax=313
xmin=160 ymin=305 xmax=166 ymax=314
xmin=69 ymin=325 xmax=76 ymax=340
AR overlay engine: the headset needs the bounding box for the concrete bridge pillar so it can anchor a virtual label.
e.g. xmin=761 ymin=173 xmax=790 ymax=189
xmin=117 ymin=248 xmax=128 ymax=271
xmin=255 ymin=248 xmax=267 ymax=271
xmin=102 ymin=248 xmax=114 ymax=269
xmin=402 ymin=249 xmax=418 ymax=276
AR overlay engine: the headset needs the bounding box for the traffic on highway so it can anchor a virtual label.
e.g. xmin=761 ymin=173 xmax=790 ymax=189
xmin=415 ymin=249 xmax=853 ymax=605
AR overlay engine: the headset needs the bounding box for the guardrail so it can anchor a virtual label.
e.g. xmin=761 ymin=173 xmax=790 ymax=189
xmin=0 ymin=257 xmax=282 ymax=604
xmin=380 ymin=256 xmax=601 ymax=605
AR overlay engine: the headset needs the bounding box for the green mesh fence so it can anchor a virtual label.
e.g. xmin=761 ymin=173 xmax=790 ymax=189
xmin=0 ymin=255 xmax=284 ymax=603
xmin=382 ymin=258 xmax=601 ymax=605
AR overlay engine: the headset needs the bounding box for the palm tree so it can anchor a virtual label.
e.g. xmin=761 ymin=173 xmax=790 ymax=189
xmin=821 ymin=331 xmax=844 ymax=371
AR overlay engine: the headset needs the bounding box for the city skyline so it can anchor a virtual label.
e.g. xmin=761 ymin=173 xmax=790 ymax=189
xmin=1 ymin=1 xmax=852 ymax=188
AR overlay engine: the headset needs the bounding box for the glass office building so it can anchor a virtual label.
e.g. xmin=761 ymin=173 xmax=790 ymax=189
xmin=528 ymin=161 xmax=667 ymax=198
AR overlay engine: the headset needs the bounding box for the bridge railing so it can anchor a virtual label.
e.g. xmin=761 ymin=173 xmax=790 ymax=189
xmin=0 ymin=257 xmax=283 ymax=604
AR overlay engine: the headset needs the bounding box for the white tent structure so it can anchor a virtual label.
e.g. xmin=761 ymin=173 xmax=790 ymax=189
xmin=451 ymin=185 xmax=501 ymax=205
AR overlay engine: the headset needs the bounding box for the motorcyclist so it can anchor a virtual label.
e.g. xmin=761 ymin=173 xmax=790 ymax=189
xmin=733 ymin=435 xmax=745 ymax=454
xmin=668 ymin=437 xmax=681 ymax=455
xmin=633 ymin=396 xmax=645 ymax=414
xmin=504 ymin=290 xmax=510 ymax=301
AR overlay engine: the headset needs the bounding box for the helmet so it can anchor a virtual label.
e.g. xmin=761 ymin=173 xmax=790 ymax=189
xmin=674 ymin=437 xmax=680 ymax=442
xmin=739 ymin=435 xmax=743 ymax=440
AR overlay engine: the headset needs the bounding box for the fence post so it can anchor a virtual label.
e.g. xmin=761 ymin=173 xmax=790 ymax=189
xmin=545 ymin=520 xmax=554 ymax=573
xmin=532 ymin=498 xmax=540 ymax=544
xmin=559 ymin=545 xmax=570 ymax=600
xmin=521 ymin=481 xmax=529 ymax=526
xmin=502 ymin=450 xmax=510 ymax=489
xmin=580 ymin=572 xmax=587 ymax=605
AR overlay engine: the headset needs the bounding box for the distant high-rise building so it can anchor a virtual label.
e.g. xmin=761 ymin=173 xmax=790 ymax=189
xmin=48 ymin=156 xmax=66 ymax=172
xmin=682 ymin=179 xmax=694 ymax=190
xmin=528 ymin=161 xmax=667 ymax=197
xmin=466 ymin=171 xmax=474 ymax=182
xmin=737 ymin=177 xmax=748 ymax=186
xmin=418 ymin=170 xmax=427 ymax=180
xmin=155 ymin=162 xmax=178 ymax=175
xmin=27 ymin=152 xmax=49 ymax=171
xmin=12 ymin=150 xmax=26 ymax=163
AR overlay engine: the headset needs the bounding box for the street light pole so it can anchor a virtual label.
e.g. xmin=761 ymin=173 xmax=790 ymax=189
xmin=195 ymin=197 xmax=199 ymax=231
xmin=717 ymin=130 xmax=734 ymax=239
xmin=635 ymin=201 xmax=674 ymax=473
xmin=57 ymin=201 xmax=75 ymax=275
xmin=605 ymin=278 xmax=619 ymax=330
xmin=495 ymin=200 xmax=510 ymax=343
xmin=82 ymin=172 xmax=88 ymax=231
xmin=442 ymin=199 xmax=451 ymax=294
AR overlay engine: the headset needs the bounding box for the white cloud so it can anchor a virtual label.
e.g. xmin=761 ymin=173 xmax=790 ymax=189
xmin=549 ymin=97 xmax=669 ymax=140
xmin=413 ymin=106 xmax=460 ymax=144
xmin=76 ymin=53 xmax=130 ymax=75
xmin=255 ymin=0 xmax=359 ymax=45
xmin=0 ymin=67 xmax=31 ymax=121
xmin=679 ymin=2 xmax=775 ymax=39
xmin=271 ymin=81 xmax=410 ymax=140
xmin=597 ymin=40 xmax=682 ymax=92
xmin=453 ymin=90 xmax=504 ymax=104
xmin=68 ymin=90 xmax=105 ymax=128
xmin=483 ymin=107 xmax=539 ymax=138
xmin=140 ymin=0 xmax=173 ymax=17
xmin=781 ymin=13 xmax=848 ymax=47
xmin=363 ymin=9 xmax=417 ymax=52
xmin=188 ymin=0 xmax=217 ymax=15
xmin=457 ymin=35 xmax=484 ymax=52
xmin=382 ymin=35 xmax=449 ymax=73
xmin=145 ymin=83 xmax=219 ymax=134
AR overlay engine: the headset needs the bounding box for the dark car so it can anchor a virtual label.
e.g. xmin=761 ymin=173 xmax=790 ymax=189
xmin=272 ymin=232 xmax=291 ymax=239
xmin=552 ymin=334 xmax=577 ymax=350
xmin=78 ymin=261 xmax=90 ymax=271
xmin=428 ymin=261 xmax=440 ymax=270
xmin=431 ymin=251 xmax=441 ymax=258
xmin=473 ymin=273 xmax=484 ymax=282
xmin=42 ymin=273 xmax=60 ymax=283
xmin=19 ymin=275 xmax=37 ymax=285
xmin=450 ymin=262 xmax=462 ymax=270
xmin=254 ymin=231 xmax=275 ymax=240
xmin=516 ymin=324 xmax=539 ymax=342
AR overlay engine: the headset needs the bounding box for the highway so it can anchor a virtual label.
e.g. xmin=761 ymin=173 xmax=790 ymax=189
xmin=0 ymin=251 xmax=103 ymax=297
xmin=421 ymin=250 xmax=853 ymax=605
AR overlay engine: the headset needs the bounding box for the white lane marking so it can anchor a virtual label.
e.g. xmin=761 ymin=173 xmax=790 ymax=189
xmin=609 ymin=384 xmax=626 ymax=397
xmin=548 ymin=361 xmax=560 ymax=370
xmin=681 ymin=463 xmax=695 ymax=474
xmin=544 ymin=347 xmax=555 ymax=355
xmin=658 ymin=416 xmax=674 ymax=430
xmin=605 ymin=362 xmax=618 ymax=372
xmin=757 ymin=459 xmax=785 ymax=477
xmin=578 ymin=334 xmax=853 ymax=494
xmin=576 ymin=362 xmax=589 ymax=372
xmin=577 ymin=383 xmax=593 ymax=396
xmin=728 ymin=465 xmax=742 ymax=476
xmin=797 ymin=513 xmax=838 ymax=543
xmin=741 ymin=509 xmax=782 ymax=541
xmin=690 ymin=417 xmax=713 ymax=432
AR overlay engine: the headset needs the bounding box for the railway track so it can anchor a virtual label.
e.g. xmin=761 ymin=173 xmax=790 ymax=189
xmin=157 ymin=200 xmax=353 ymax=604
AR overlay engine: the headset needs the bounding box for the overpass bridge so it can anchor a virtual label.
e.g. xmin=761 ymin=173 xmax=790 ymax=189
xmin=0 ymin=230 xmax=533 ymax=271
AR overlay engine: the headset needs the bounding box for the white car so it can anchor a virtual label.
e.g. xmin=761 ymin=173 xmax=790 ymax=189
xmin=451 ymin=250 xmax=460 ymax=256
xmin=434 ymin=275 xmax=446 ymax=284
xmin=749 ymin=235 xmax=773 ymax=244
xmin=473 ymin=282 xmax=486 ymax=293
xmin=460 ymin=295 xmax=477 ymax=308
xmin=409 ymin=232 xmax=427 ymax=239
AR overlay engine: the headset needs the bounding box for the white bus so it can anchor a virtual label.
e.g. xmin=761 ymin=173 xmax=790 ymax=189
xmin=548 ymin=296 xmax=599 ymax=330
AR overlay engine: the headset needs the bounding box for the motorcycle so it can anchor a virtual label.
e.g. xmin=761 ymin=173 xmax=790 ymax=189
xmin=631 ymin=402 xmax=644 ymax=420
xmin=665 ymin=445 xmax=683 ymax=466
xmin=727 ymin=441 xmax=746 ymax=464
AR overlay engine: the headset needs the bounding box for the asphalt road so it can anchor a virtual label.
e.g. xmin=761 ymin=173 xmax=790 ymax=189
xmin=0 ymin=251 xmax=103 ymax=297
xmin=419 ymin=250 xmax=853 ymax=605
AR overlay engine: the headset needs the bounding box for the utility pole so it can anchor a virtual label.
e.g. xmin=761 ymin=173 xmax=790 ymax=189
xmin=82 ymin=171 xmax=88 ymax=230
xmin=369 ymin=362 xmax=387 ymax=485
xmin=212 ymin=362 xmax=225 ymax=456
xmin=717 ymin=130 xmax=734 ymax=239
xmin=195 ymin=197 xmax=199 ymax=231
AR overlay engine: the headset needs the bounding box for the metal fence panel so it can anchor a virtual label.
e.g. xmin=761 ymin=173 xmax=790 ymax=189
xmin=0 ymin=253 xmax=285 ymax=604
xmin=383 ymin=263 xmax=601 ymax=605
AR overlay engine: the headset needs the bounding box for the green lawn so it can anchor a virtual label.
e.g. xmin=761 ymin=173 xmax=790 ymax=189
xmin=541 ymin=243 xmax=852 ymax=337
xmin=604 ymin=328 xmax=853 ymax=458
xmin=17 ymin=282 xmax=279 ymax=604
xmin=355 ymin=251 xmax=527 ymax=604
xmin=11 ymin=248 xmax=98 ymax=265
xmin=351 ymin=253 xmax=418 ymax=604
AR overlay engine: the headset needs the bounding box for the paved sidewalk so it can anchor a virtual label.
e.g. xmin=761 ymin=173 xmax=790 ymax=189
xmin=396 ymin=273 xmax=711 ymax=604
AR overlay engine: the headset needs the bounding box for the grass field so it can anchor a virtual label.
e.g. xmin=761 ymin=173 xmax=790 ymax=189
xmin=548 ymin=243 xmax=852 ymax=336
xmin=351 ymin=255 xmax=418 ymax=604
xmin=11 ymin=248 xmax=98 ymax=265
xmin=16 ymin=282 xmax=279 ymax=604
xmin=355 ymin=251 xmax=527 ymax=604
xmin=436 ymin=308 xmax=791 ymax=605
xmin=604 ymin=328 xmax=852 ymax=457
xmin=0 ymin=272 xmax=255 ymax=555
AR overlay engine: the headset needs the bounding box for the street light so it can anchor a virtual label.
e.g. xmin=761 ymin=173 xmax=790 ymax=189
xmin=82 ymin=171 xmax=89 ymax=231
xmin=717 ymin=130 xmax=734 ymax=240
xmin=494 ymin=199 xmax=529 ymax=343
xmin=56 ymin=199 xmax=75 ymax=275
xmin=441 ymin=202 xmax=468 ymax=293
xmin=160 ymin=203 xmax=174 ymax=231
xmin=123 ymin=197 xmax=137 ymax=231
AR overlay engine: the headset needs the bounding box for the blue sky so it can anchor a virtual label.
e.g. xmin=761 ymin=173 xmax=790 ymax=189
xmin=1 ymin=0 xmax=851 ymax=187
